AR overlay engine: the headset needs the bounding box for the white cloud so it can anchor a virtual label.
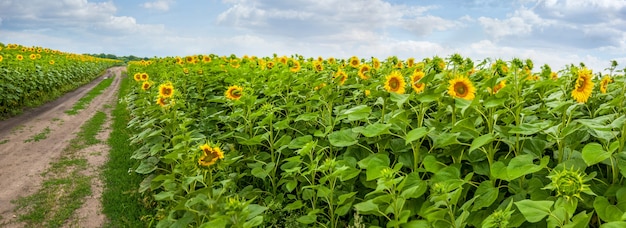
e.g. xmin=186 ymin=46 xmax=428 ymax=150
xmin=141 ymin=0 xmax=175 ymax=11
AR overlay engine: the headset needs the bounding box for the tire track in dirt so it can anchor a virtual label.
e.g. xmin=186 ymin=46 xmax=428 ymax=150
xmin=0 ymin=66 xmax=125 ymax=227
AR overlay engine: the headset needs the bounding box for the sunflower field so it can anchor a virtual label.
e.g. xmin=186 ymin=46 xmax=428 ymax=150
xmin=126 ymin=54 xmax=626 ymax=227
xmin=0 ymin=43 xmax=120 ymax=117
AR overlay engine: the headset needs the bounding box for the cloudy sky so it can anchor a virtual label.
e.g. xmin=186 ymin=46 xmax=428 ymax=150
xmin=1 ymin=0 xmax=625 ymax=72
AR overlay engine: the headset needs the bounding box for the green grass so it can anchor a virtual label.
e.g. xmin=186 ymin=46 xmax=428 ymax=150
xmin=102 ymin=74 xmax=153 ymax=227
xmin=66 ymin=77 xmax=113 ymax=115
xmin=24 ymin=127 xmax=51 ymax=143
xmin=0 ymin=139 xmax=8 ymax=145
xmin=12 ymin=109 xmax=108 ymax=227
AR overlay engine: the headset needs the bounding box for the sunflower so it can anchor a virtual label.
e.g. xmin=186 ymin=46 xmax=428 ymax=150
xmin=571 ymin=68 xmax=594 ymax=103
xmin=372 ymin=58 xmax=381 ymax=69
xmin=358 ymin=64 xmax=371 ymax=80
xmin=550 ymin=72 xmax=558 ymax=80
xmin=448 ymin=77 xmax=476 ymax=100
xmin=17 ymin=54 xmax=23 ymax=61
xmin=175 ymin=57 xmax=183 ymax=65
xmin=156 ymin=97 xmax=168 ymax=107
xmin=225 ymin=85 xmax=243 ymax=100
xmin=141 ymin=73 xmax=149 ymax=81
xmin=0 ymin=55 xmax=3 ymax=62
xmin=290 ymin=59 xmax=301 ymax=73
xmin=334 ymin=70 xmax=348 ymax=85
xmin=313 ymin=61 xmax=324 ymax=72
xmin=600 ymin=76 xmax=612 ymax=94
xmin=364 ymin=90 xmax=371 ymax=97
xmin=183 ymin=68 xmax=189 ymax=74
xmin=492 ymin=80 xmax=506 ymax=94
xmin=198 ymin=144 xmax=224 ymax=167
xmin=29 ymin=54 xmax=37 ymax=60
xmin=407 ymin=58 xmax=415 ymax=68
xmin=266 ymin=61 xmax=275 ymax=69
xmin=410 ymin=71 xmax=425 ymax=93
xmin=279 ymin=56 xmax=288 ymax=65
xmin=328 ymin=57 xmax=336 ymax=65
xmin=314 ymin=83 xmax=326 ymax=91
xmin=49 ymin=60 xmax=54 ymax=65
xmin=185 ymin=56 xmax=195 ymax=63
xmin=158 ymin=82 xmax=175 ymax=98
xmin=141 ymin=82 xmax=151 ymax=90
xmin=384 ymin=71 xmax=406 ymax=94
xmin=349 ymin=56 xmax=360 ymax=68
xmin=395 ymin=61 xmax=403 ymax=69
xmin=202 ymin=55 xmax=212 ymax=63
xmin=133 ymin=73 xmax=141 ymax=82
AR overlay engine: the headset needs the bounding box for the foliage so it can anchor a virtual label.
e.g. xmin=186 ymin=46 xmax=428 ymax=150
xmin=125 ymin=54 xmax=626 ymax=227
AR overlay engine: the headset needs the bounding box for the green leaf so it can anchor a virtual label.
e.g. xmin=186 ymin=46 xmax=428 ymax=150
xmin=509 ymin=122 xmax=552 ymax=135
xmin=288 ymin=135 xmax=312 ymax=149
xmin=472 ymin=181 xmax=499 ymax=211
xmin=582 ymin=142 xmax=612 ymax=166
xmin=338 ymin=192 xmax=357 ymax=205
xmin=491 ymin=155 xmax=549 ymax=181
xmin=423 ymin=155 xmax=444 ymax=173
xmin=328 ymin=129 xmax=358 ymax=147
xmin=243 ymin=216 xmax=263 ymax=228
xmin=594 ymin=196 xmax=625 ymax=222
xmin=432 ymin=132 xmax=461 ymax=148
xmin=470 ymin=133 xmax=494 ymax=152
xmin=390 ymin=93 xmax=410 ymax=108
xmin=364 ymin=154 xmax=390 ymax=181
xmin=247 ymin=204 xmax=268 ymax=219
xmin=283 ymin=200 xmax=304 ymax=211
xmin=295 ymin=112 xmax=319 ymax=122
xmin=405 ymin=127 xmax=429 ymax=145
xmin=359 ymin=123 xmax=391 ymax=137
xmin=601 ymin=222 xmax=626 ymax=228
xmin=402 ymin=220 xmax=429 ymax=228
xmin=296 ymin=214 xmax=317 ymax=224
xmin=135 ymin=156 xmax=159 ymax=174
xmin=515 ymin=200 xmax=554 ymax=223
xmin=354 ymin=200 xmax=379 ymax=213
xmin=342 ymin=105 xmax=371 ymax=121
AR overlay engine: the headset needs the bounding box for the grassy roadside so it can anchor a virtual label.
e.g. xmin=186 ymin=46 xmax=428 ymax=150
xmin=65 ymin=76 xmax=114 ymax=115
xmin=11 ymin=111 xmax=107 ymax=228
xmin=102 ymin=72 xmax=153 ymax=227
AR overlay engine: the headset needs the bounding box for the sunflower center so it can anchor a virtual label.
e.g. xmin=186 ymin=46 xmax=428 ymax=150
xmin=231 ymin=89 xmax=242 ymax=98
xmin=163 ymin=88 xmax=172 ymax=96
xmin=454 ymin=82 xmax=468 ymax=96
xmin=576 ymin=78 xmax=587 ymax=92
xmin=389 ymin=78 xmax=400 ymax=90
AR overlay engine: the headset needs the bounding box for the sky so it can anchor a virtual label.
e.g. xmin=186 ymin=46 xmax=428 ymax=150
xmin=1 ymin=0 xmax=625 ymax=72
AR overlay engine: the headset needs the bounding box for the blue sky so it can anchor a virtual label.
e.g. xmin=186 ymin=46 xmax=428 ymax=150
xmin=1 ymin=0 xmax=625 ymax=72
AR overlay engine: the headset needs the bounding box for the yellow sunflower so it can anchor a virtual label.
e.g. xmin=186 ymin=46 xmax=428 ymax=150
xmin=364 ymin=90 xmax=371 ymax=97
xmin=600 ymin=76 xmax=612 ymax=94
xmin=266 ymin=61 xmax=275 ymax=69
xmin=407 ymin=58 xmax=415 ymax=68
xmin=183 ymin=68 xmax=189 ymax=74
xmin=156 ymin=97 xmax=168 ymax=107
xmin=550 ymin=72 xmax=559 ymax=80
xmin=358 ymin=64 xmax=371 ymax=80
xmin=372 ymin=58 xmax=381 ymax=69
xmin=17 ymin=54 xmax=23 ymax=61
xmin=492 ymin=80 xmax=506 ymax=94
xmin=571 ymin=68 xmax=594 ymax=103
xmin=202 ymin=55 xmax=212 ymax=63
xmin=49 ymin=60 xmax=54 ymax=65
xmin=448 ymin=77 xmax=476 ymax=100
xmin=384 ymin=71 xmax=406 ymax=94
xmin=185 ymin=56 xmax=195 ymax=63
xmin=225 ymin=85 xmax=243 ymax=100
xmin=334 ymin=70 xmax=348 ymax=85
xmin=141 ymin=73 xmax=149 ymax=81
xmin=349 ymin=56 xmax=360 ymax=68
xmin=410 ymin=71 xmax=425 ymax=93
xmin=0 ymin=55 xmax=3 ymax=62
xmin=395 ymin=61 xmax=403 ymax=69
xmin=29 ymin=54 xmax=37 ymax=60
xmin=279 ymin=56 xmax=288 ymax=65
xmin=290 ymin=59 xmax=301 ymax=73
xmin=141 ymin=82 xmax=151 ymax=91
xmin=328 ymin=57 xmax=336 ymax=64
xmin=133 ymin=73 xmax=141 ymax=82
xmin=158 ymin=82 xmax=175 ymax=98
xmin=313 ymin=61 xmax=324 ymax=72
xmin=198 ymin=144 xmax=224 ymax=167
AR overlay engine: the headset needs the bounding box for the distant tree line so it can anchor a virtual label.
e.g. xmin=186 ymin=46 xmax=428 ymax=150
xmin=85 ymin=53 xmax=149 ymax=63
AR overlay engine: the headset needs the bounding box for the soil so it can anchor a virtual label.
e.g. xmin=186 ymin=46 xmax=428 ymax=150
xmin=0 ymin=66 xmax=125 ymax=227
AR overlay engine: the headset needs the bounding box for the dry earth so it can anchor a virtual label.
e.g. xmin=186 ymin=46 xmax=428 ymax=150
xmin=0 ymin=66 xmax=125 ymax=227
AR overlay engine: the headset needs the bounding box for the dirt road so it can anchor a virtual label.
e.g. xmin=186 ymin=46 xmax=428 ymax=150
xmin=0 ymin=66 xmax=125 ymax=227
